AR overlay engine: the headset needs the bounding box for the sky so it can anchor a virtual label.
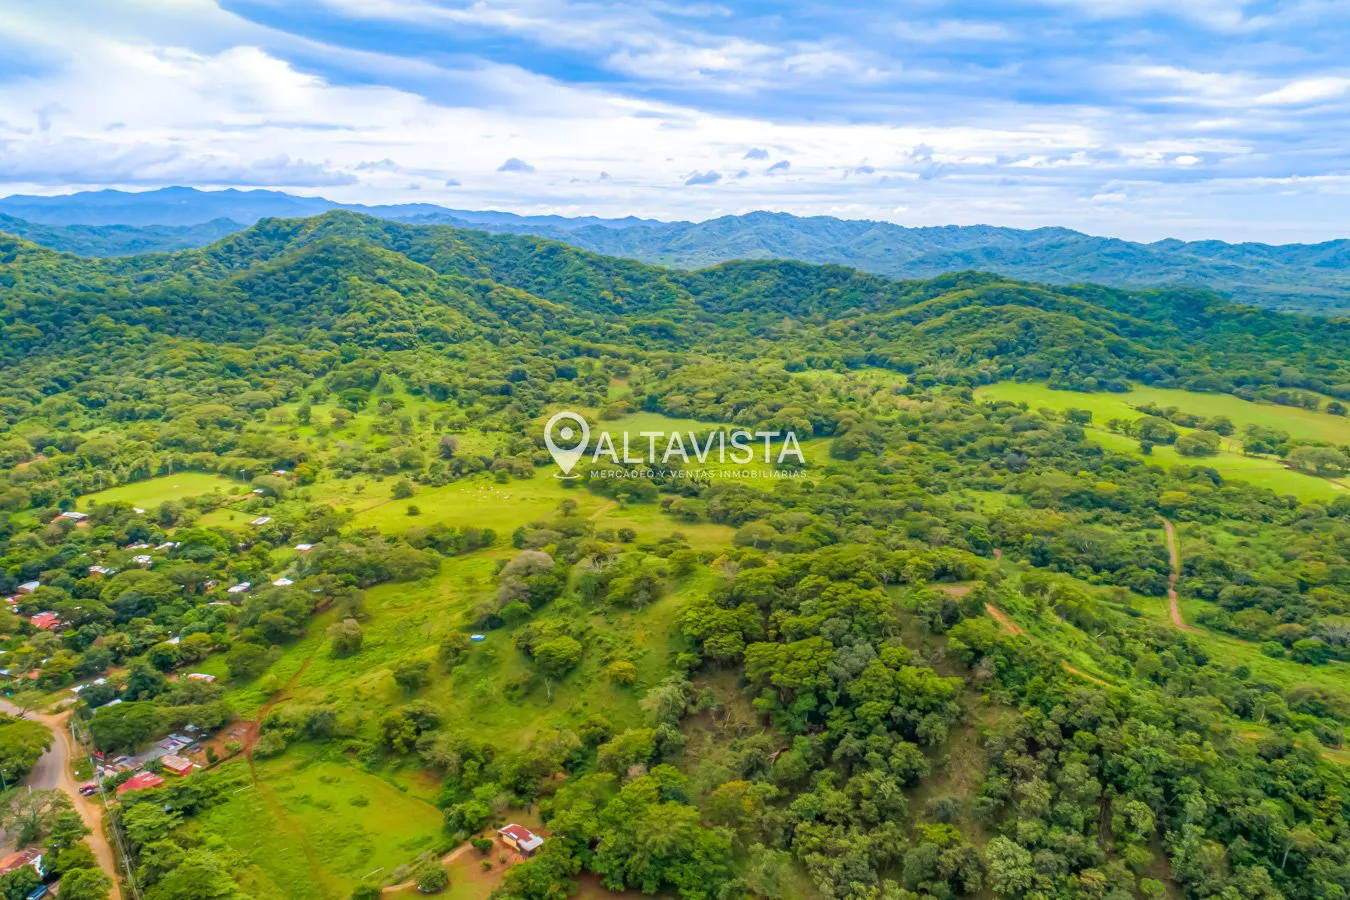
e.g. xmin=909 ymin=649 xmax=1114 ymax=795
xmin=1 ymin=0 xmax=1349 ymax=242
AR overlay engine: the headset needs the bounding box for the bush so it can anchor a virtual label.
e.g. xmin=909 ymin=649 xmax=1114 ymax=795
xmin=253 ymin=731 xmax=288 ymax=758
xmin=1175 ymin=430 xmax=1221 ymax=457
xmin=415 ymin=861 xmax=449 ymax=893
xmin=604 ymin=660 xmax=639 ymax=685
xmin=327 ymin=618 xmax=364 ymax=657
xmin=393 ymin=659 xmax=431 ymax=693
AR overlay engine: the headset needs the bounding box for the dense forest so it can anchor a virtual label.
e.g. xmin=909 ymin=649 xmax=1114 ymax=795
xmin=0 ymin=213 xmax=1347 ymax=900
xmin=6 ymin=188 xmax=1350 ymax=313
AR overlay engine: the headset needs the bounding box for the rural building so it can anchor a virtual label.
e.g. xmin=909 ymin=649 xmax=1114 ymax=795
xmin=30 ymin=612 xmax=61 ymax=631
xmin=251 ymin=515 xmax=272 ymax=526
xmin=226 ymin=582 xmax=251 ymax=594
xmin=161 ymin=755 xmax=194 ymax=776
xmin=498 ymin=824 xmax=544 ymax=856
xmin=0 ymin=847 xmax=43 ymax=877
xmin=16 ymin=581 xmax=39 ymax=594
xmin=186 ymin=673 xmax=216 ymax=683
xmin=294 ymin=543 xmax=313 ymax=552
xmin=273 ymin=577 xmax=293 ymax=586
xmin=57 ymin=510 xmax=88 ymax=522
xmin=117 ymin=772 xmax=164 ymax=795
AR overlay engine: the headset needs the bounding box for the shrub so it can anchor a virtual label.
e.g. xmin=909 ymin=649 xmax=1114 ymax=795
xmin=415 ymin=861 xmax=449 ymax=893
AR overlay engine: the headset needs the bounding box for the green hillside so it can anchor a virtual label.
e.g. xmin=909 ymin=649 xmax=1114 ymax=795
xmin=6 ymin=189 xmax=1350 ymax=313
xmin=0 ymin=214 xmax=1348 ymax=900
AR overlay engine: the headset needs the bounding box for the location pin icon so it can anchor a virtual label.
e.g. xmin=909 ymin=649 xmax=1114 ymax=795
xmin=545 ymin=411 xmax=590 ymax=478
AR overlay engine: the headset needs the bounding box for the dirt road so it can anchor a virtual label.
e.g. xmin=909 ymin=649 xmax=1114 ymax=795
xmin=984 ymin=603 xmax=1111 ymax=686
xmin=984 ymin=603 xmax=1023 ymax=635
xmin=1160 ymin=516 xmax=1193 ymax=631
xmin=0 ymin=700 xmax=123 ymax=899
xmin=382 ymin=841 xmax=476 ymax=893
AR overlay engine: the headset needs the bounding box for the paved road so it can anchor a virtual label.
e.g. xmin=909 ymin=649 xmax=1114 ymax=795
xmin=0 ymin=700 xmax=123 ymax=899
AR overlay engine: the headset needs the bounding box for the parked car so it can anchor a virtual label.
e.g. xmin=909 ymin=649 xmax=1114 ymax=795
xmin=79 ymin=782 xmax=99 ymax=796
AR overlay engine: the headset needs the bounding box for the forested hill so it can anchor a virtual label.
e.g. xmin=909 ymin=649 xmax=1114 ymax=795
xmin=4 ymin=187 xmax=1350 ymax=313
xmin=5 ymin=206 xmax=1350 ymax=900
xmin=2 ymin=210 xmax=1348 ymax=406
xmin=499 ymin=212 xmax=1350 ymax=315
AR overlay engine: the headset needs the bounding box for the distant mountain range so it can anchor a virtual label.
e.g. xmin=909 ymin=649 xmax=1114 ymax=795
xmin=2 ymin=186 xmax=1348 ymax=314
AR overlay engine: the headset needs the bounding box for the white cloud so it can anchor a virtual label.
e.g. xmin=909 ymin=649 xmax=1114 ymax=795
xmin=0 ymin=1 xmax=1347 ymax=242
xmin=1256 ymin=77 xmax=1350 ymax=106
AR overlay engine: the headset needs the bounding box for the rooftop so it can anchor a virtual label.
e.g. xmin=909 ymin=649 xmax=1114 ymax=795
xmin=498 ymin=824 xmax=545 ymax=851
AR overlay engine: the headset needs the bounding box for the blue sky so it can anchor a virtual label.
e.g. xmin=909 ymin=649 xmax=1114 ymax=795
xmin=1 ymin=0 xmax=1349 ymax=241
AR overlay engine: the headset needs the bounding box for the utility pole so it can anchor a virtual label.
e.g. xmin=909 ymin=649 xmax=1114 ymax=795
xmin=71 ymin=717 xmax=143 ymax=900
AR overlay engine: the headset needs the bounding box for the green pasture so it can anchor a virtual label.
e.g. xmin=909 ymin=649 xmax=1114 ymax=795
xmin=197 ymin=756 xmax=443 ymax=899
xmin=976 ymin=382 xmax=1349 ymax=502
xmin=78 ymin=472 xmax=242 ymax=509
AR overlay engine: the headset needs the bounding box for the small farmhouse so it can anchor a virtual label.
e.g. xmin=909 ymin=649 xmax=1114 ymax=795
xmin=498 ymin=824 xmax=544 ymax=857
xmin=29 ymin=612 xmax=61 ymax=631
xmin=117 ymin=772 xmax=165 ymax=795
xmin=161 ymin=755 xmax=194 ymax=776
xmin=0 ymin=847 xmax=43 ymax=878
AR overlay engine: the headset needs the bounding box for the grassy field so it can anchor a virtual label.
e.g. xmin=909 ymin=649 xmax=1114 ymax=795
xmin=234 ymin=555 xmax=715 ymax=748
xmin=1123 ymin=591 xmax=1350 ymax=694
xmin=980 ymin=382 xmax=1350 ymax=444
xmin=205 ymin=467 xmax=727 ymax=893
xmin=976 ymin=382 xmax=1349 ymax=502
xmin=78 ymin=472 xmax=242 ymax=509
xmin=197 ymin=756 xmax=444 ymax=899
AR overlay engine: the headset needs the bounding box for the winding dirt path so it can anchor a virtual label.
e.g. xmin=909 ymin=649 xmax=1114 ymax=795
xmin=983 ymin=603 xmax=1022 ymax=635
xmin=983 ymin=604 xmax=1110 ymax=687
xmin=236 ymin=642 xmax=329 ymax=892
xmin=381 ymin=841 xmax=476 ymax=894
xmin=0 ymin=702 xmax=123 ymax=899
xmin=1160 ymin=516 xmax=1195 ymax=631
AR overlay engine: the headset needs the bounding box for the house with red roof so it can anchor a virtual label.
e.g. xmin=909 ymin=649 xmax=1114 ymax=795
xmin=498 ymin=824 xmax=544 ymax=857
xmin=0 ymin=847 xmax=44 ymax=877
xmin=117 ymin=772 xmax=164 ymax=795
xmin=160 ymin=755 xmax=194 ymax=777
xmin=29 ymin=612 xmax=61 ymax=631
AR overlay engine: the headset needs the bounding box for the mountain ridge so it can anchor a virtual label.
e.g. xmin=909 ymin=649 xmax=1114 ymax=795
xmin=2 ymin=209 xmax=1346 ymax=406
xmin=3 ymin=187 xmax=1350 ymax=313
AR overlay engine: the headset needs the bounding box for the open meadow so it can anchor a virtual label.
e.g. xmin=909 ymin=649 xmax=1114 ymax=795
xmin=976 ymin=381 xmax=1350 ymax=501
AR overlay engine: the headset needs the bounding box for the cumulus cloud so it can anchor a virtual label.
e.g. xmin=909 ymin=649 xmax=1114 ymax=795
xmin=767 ymin=160 xmax=790 ymax=174
xmin=0 ymin=0 xmax=1347 ymax=241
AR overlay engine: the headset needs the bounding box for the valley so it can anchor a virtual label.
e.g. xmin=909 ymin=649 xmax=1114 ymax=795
xmin=0 ymin=214 xmax=1347 ymax=900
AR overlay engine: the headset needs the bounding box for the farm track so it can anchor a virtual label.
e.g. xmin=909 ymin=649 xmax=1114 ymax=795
xmin=1161 ymin=517 xmax=1194 ymax=631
